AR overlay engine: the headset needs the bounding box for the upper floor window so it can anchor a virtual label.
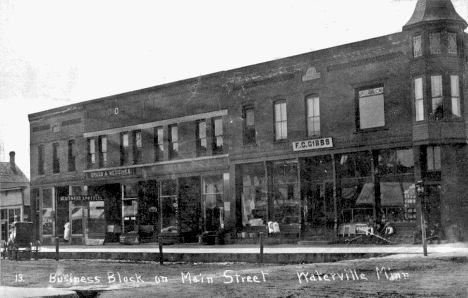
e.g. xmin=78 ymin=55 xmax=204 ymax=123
xmin=357 ymin=86 xmax=385 ymax=130
xmin=169 ymin=125 xmax=178 ymax=159
xmin=448 ymin=32 xmax=458 ymax=54
xmin=429 ymin=32 xmax=441 ymax=54
xmin=38 ymin=145 xmax=45 ymax=175
xmin=451 ymin=75 xmax=461 ymax=118
xmin=427 ymin=145 xmax=441 ymax=171
xmin=133 ymin=130 xmax=142 ymax=164
xmin=68 ymin=140 xmax=76 ymax=172
xmin=87 ymin=138 xmax=96 ymax=167
xmin=413 ymin=35 xmax=422 ymax=58
xmin=306 ymin=96 xmax=320 ymax=137
xmin=243 ymin=106 xmax=256 ymax=145
xmin=415 ymin=78 xmax=425 ymax=121
xmin=196 ymin=120 xmax=207 ymax=157
xmin=274 ymin=100 xmax=288 ymax=140
xmin=431 ymin=75 xmax=443 ymax=120
xmin=52 ymin=143 xmax=60 ymax=174
xmin=120 ymin=132 xmax=129 ymax=166
xmin=212 ymin=117 xmax=224 ymax=154
xmin=154 ymin=127 xmax=164 ymax=162
xmin=99 ymin=136 xmax=107 ymax=168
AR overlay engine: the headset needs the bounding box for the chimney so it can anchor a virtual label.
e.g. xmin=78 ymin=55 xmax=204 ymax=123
xmin=9 ymin=151 xmax=16 ymax=174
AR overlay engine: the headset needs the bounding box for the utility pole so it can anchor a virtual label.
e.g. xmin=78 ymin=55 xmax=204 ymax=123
xmin=416 ymin=181 xmax=427 ymax=256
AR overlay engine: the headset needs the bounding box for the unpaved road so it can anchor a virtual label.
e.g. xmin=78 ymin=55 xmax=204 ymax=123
xmin=2 ymin=252 xmax=468 ymax=297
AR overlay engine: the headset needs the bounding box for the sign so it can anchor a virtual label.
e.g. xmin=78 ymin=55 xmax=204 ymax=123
xmin=59 ymin=195 xmax=103 ymax=202
xmin=292 ymin=137 xmax=333 ymax=151
xmin=302 ymin=67 xmax=321 ymax=81
xmin=87 ymin=168 xmax=135 ymax=179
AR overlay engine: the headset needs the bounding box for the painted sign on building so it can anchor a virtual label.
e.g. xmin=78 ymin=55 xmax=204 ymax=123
xmin=292 ymin=137 xmax=333 ymax=151
xmin=86 ymin=168 xmax=135 ymax=179
xmin=60 ymin=195 xmax=104 ymax=202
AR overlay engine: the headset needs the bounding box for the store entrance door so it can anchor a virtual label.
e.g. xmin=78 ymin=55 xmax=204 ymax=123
xmin=304 ymin=181 xmax=334 ymax=237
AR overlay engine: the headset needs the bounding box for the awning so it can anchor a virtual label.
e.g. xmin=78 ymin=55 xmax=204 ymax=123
xmin=356 ymin=182 xmax=412 ymax=206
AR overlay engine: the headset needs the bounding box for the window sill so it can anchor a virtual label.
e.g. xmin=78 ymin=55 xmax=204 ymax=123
xmin=273 ymin=139 xmax=289 ymax=144
xmin=354 ymin=127 xmax=389 ymax=134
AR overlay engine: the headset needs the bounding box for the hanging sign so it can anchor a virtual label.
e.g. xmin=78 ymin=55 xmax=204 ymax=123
xmin=59 ymin=195 xmax=103 ymax=202
xmin=292 ymin=137 xmax=333 ymax=151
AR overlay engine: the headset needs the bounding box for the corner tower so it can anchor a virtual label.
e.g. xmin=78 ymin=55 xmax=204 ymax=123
xmin=404 ymin=0 xmax=468 ymax=241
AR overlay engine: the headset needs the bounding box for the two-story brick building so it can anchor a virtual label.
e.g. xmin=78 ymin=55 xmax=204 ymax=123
xmin=29 ymin=0 xmax=468 ymax=244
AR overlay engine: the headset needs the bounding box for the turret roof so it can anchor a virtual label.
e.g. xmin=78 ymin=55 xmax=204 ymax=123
xmin=404 ymin=0 xmax=467 ymax=29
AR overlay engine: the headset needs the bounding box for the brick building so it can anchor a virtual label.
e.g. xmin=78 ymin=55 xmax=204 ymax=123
xmin=0 ymin=152 xmax=30 ymax=242
xmin=29 ymin=0 xmax=468 ymax=244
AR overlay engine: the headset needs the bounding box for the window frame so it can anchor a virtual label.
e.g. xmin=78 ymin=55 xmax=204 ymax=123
xmin=212 ymin=117 xmax=224 ymax=155
xmin=450 ymin=75 xmax=461 ymax=118
xmin=68 ymin=139 xmax=76 ymax=172
xmin=98 ymin=135 xmax=107 ymax=168
xmin=429 ymin=32 xmax=442 ymax=55
xmin=355 ymin=85 xmax=386 ymax=131
xmin=154 ymin=126 xmax=164 ymax=162
xmin=430 ymin=75 xmax=443 ymax=120
xmin=120 ymin=132 xmax=130 ymax=166
xmin=196 ymin=120 xmax=207 ymax=157
xmin=52 ymin=142 xmax=60 ymax=174
xmin=243 ymin=105 xmax=256 ymax=145
xmin=38 ymin=145 xmax=45 ymax=176
xmin=168 ymin=124 xmax=178 ymax=159
xmin=414 ymin=77 xmax=425 ymax=122
xmin=133 ymin=130 xmax=142 ymax=164
xmin=447 ymin=32 xmax=458 ymax=55
xmin=273 ymin=100 xmax=288 ymax=141
xmin=306 ymin=95 xmax=320 ymax=137
xmin=426 ymin=145 xmax=441 ymax=172
xmin=413 ymin=34 xmax=423 ymax=58
xmin=87 ymin=138 xmax=96 ymax=168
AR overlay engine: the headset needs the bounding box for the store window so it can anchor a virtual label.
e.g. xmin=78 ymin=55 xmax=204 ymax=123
xmin=120 ymin=132 xmax=129 ymax=165
xmin=429 ymin=32 xmax=441 ymax=54
xmin=274 ymin=100 xmax=288 ymax=140
xmin=154 ymin=127 xmax=164 ymax=161
xmin=38 ymin=145 xmax=45 ymax=175
xmin=98 ymin=136 xmax=107 ymax=168
xmin=196 ymin=120 xmax=207 ymax=157
xmin=212 ymin=117 xmax=224 ymax=155
xmin=448 ymin=32 xmax=457 ymax=54
xmin=451 ymin=75 xmax=461 ymax=117
xmin=123 ymin=184 xmax=138 ymax=233
xmin=431 ymin=75 xmax=443 ymax=120
xmin=42 ymin=189 xmax=54 ymax=236
xmin=271 ymin=160 xmax=300 ymax=224
xmin=427 ymin=146 xmax=441 ymax=171
xmin=70 ymin=186 xmax=83 ymax=235
xmin=202 ymin=176 xmax=224 ymax=230
xmin=413 ymin=35 xmax=422 ymax=58
xmin=240 ymin=163 xmax=268 ymax=227
xmin=87 ymin=139 xmax=96 ymax=167
xmin=133 ymin=130 xmax=142 ymax=164
xmin=414 ymin=77 xmax=425 ymax=121
xmin=52 ymin=143 xmax=60 ymax=174
xmin=306 ymin=96 xmax=320 ymax=137
xmin=243 ymin=106 xmax=256 ymax=145
xmin=169 ymin=125 xmax=178 ymax=159
xmin=357 ymin=86 xmax=385 ymax=130
xmin=160 ymin=180 xmax=178 ymax=233
xmin=68 ymin=140 xmax=76 ymax=172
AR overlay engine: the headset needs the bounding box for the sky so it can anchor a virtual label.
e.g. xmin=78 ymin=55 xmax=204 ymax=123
xmin=0 ymin=0 xmax=467 ymax=179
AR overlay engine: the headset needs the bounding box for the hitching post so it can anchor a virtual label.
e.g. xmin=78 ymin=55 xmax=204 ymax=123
xmin=416 ymin=181 xmax=428 ymax=256
xmin=158 ymin=236 xmax=163 ymax=265
xmin=259 ymin=232 xmax=264 ymax=263
xmin=55 ymin=237 xmax=60 ymax=261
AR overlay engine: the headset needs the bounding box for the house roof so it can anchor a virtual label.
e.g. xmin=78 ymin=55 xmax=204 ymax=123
xmin=0 ymin=162 xmax=29 ymax=184
xmin=404 ymin=0 xmax=467 ymax=29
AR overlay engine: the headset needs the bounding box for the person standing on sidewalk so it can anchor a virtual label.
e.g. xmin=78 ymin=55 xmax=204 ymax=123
xmin=64 ymin=220 xmax=71 ymax=243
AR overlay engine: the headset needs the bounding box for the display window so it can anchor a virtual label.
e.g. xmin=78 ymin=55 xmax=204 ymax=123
xmin=202 ymin=175 xmax=224 ymax=230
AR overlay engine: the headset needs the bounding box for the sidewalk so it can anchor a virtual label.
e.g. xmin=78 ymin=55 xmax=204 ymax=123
xmin=35 ymin=242 xmax=468 ymax=263
xmin=0 ymin=286 xmax=78 ymax=298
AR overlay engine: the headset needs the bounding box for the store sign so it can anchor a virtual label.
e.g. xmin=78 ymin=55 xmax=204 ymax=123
xmin=59 ymin=195 xmax=103 ymax=202
xmin=292 ymin=137 xmax=333 ymax=151
xmin=87 ymin=168 xmax=135 ymax=179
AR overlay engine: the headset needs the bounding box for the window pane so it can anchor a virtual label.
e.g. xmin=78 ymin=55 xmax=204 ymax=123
xmin=246 ymin=109 xmax=254 ymax=126
xmin=416 ymin=99 xmax=425 ymax=121
xmin=452 ymin=98 xmax=461 ymax=117
xmin=101 ymin=137 xmax=107 ymax=152
xmin=427 ymin=147 xmax=434 ymax=171
xmin=198 ymin=121 xmax=206 ymax=138
xmin=171 ymin=126 xmax=178 ymax=142
xmin=413 ymin=35 xmax=422 ymax=57
xmin=415 ymin=78 xmax=423 ymax=99
xmin=448 ymin=33 xmax=457 ymax=54
xmin=157 ymin=128 xmax=164 ymax=143
xmin=214 ymin=118 xmax=223 ymax=136
xmin=90 ymin=139 xmax=95 ymax=153
xmin=122 ymin=134 xmax=129 ymax=147
xmin=432 ymin=97 xmax=443 ymax=113
xmin=433 ymin=146 xmax=441 ymax=170
xmin=451 ymin=75 xmax=460 ymax=97
xmin=135 ymin=132 xmax=142 ymax=148
xmin=429 ymin=33 xmax=441 ymax=54
xmin=359 ymin=94 xmax=385 ymax=129
xmin=431 ymin=76 xmax=442 ymax=97
xmin=275 ymin=103 xmax=282 ymax=121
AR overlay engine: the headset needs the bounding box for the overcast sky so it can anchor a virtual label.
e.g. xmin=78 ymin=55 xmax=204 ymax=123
xmin=1 ymin=0 xmax=467 ymax=178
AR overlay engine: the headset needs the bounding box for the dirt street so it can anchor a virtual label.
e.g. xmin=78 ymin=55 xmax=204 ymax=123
xmin=2 ymin=252 xmax=468 ymax=298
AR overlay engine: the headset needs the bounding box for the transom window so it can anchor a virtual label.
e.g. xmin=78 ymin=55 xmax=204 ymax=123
xmin=274 ymin=100 xmax=288 ymax=140
xmin=357 ymin=86 xmax=385 ymax=130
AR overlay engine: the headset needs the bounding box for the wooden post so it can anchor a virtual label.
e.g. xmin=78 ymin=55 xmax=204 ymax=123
xmin=259 ymin=232 xmax=264 ymax=263
xmin=55 ymin=237 xmax=60 ymax=261
xmin=158 ymin=236 xmax=164 ymax=264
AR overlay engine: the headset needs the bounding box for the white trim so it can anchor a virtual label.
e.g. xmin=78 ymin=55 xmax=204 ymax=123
xmin=83 ymin=154 xmax=229 ymax=173
xmin=83 ymin=109 xmax=228 ymax=138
